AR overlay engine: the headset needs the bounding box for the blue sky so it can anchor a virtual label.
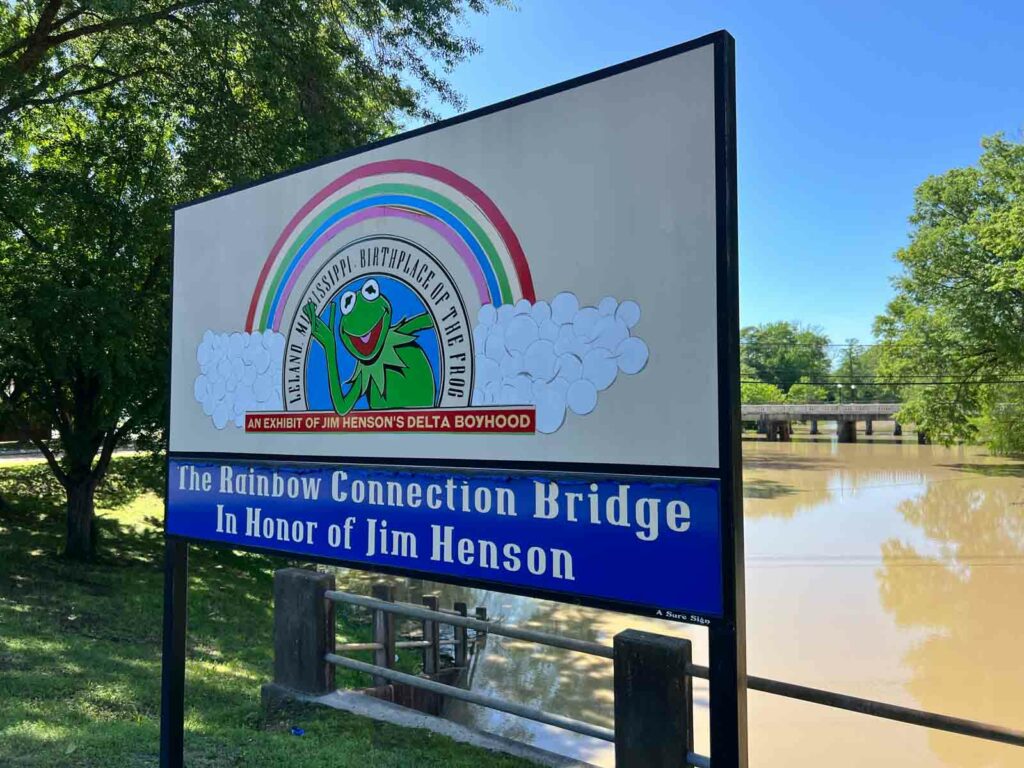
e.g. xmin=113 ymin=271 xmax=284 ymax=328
xmin=429 ymin=0 xmax=1024 ymax=343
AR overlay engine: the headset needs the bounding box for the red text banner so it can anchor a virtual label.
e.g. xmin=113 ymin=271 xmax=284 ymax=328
xmin=245 ymin=407 xmax=536 ymax=434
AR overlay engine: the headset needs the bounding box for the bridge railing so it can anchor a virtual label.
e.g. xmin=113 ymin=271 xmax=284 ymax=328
xmin=269 ymin=568 xmax=1024 ymax=767
xmin=741 ymin=402 xmax=901 ymax=418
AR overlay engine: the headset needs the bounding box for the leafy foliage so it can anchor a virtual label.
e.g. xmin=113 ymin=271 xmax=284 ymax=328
xmin=741 ymin=380 xmax=786 ymax=405
xmin=740 ymin=321 xmax=831 ymax=393
xmin=977 ymin=386 xmax=1024 ymax=455
xmin=0 ymin=457 xmax=534 ymax=767
xmin=0 ymin=1 xmax=501 ymax=125
xmin=875 ymin=135 xmax=1024 ymax=446
xmin=0 ymin=0 xmax=504 ymax=557
xmin=831 ymin=340 xmax=898 ymax=402
xmin=786 ymin=379 xmax=829 ymax=404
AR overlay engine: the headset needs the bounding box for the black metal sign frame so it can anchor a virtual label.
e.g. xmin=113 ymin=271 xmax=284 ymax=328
xmin=160 ymin=29 xmax=746 ymax=767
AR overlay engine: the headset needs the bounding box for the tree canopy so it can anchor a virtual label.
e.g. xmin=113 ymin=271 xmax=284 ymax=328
xmin=0 ymin=0 xmax=504 ymax=557
xmin=740 ymin=321 xmax=831 ymax=393
xmin=830 ymin=340 xmax=899 ymax=403
xmin=875 ymin=135 xmax=1024 ymax=447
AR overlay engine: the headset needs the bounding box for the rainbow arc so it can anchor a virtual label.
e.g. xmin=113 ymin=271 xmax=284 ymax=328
xmin=246 ymin=159 xmax=536 ymax=332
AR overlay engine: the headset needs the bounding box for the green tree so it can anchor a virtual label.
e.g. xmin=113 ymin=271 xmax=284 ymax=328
xmin=856 ymin=344 xmax=900 ymax=402
xmin=875 ymin=135 xmax=1024 ymax=447
xmin=976 ymin=385 xmax=1024 ymax=455
xmin=786 ymin=378 xmax=829 ymax=403
xmin=740 ymin=382 xmax=786 ymax=405
xmin=0 ymin=0 xmax=503 ymax=558
xmin=740 ymin=321 xmax=831 ymax=393
xmin=831 ymin=339 xmax=898 ymax=402
xmin=0 ymin=96 xmax=175 ymax=557
xmin=1 ymin=1 xmax=496 ymax=122
xmin=739 ymin=360 xmax=784 ymax=404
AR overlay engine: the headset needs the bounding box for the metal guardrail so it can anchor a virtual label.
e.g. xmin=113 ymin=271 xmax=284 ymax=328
xmin=326 ymin=589 xmax=1024 ymax=762
xmin=748 ymin=674 xmax=1024 ymax=747
xmin=741 ymin=402 xmax=902 ymax=418
xmin=327 ymin=652 xmax=616 ymax=742
xmin=327 ymin=589 xmax=613 ymax=658
xmin=683 ymin=661 xmax=1024 ymax=747
xmin=325 ymin=588 xmax=709 ymax=767
xmin=325 ymin=655 xmax=711 ymax=768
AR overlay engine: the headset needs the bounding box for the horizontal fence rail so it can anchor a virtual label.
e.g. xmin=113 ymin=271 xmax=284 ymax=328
xmin=325 ymin=587 xmax=1024 ymax=762
xmin=684 ymin=663 xmax=1024 ymax=748
xmin=324 ymin=653 xmax=710 ymax=768
xmin=326 ymin=588 xmax=709 ymax=767
xmin=327 ymin=653 xmax=615 ymax=741
xmin=326 ymin=589 xmax=614 ymax=659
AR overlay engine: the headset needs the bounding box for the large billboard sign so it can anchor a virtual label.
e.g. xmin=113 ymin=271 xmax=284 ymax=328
xmin=167 ymin=33 xmax=741 ymax=626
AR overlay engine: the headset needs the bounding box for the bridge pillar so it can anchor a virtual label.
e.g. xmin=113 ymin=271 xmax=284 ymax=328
xmin=809 ymin=420 xmax=819 ymax=435
xmin=894 ymin=422 xmax=902 ymax=436
xmin=766 ymin=420 xmax=791 ymax=442
xmin=757 ymin=416 xmax=767 ymax=435
xmin=837 ymin=419 xmax=857 ymax=443
xmin=865 ymin=419 xmax=873 ymax=436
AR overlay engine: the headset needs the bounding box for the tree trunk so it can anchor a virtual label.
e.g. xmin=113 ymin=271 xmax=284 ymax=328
xmin=64 ymin=476 xmax=97 ymax=560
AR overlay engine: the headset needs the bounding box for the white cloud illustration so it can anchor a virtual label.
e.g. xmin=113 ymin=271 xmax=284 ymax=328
xmin=192 ymin=293 xmax=649 ymax=435
xmin=193 ymin=330 xmax=285 ymax=429
xmin=471 ymin=292 xmax=649 ymax=434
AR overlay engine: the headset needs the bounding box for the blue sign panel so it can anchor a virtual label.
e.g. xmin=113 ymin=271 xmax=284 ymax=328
xmin=167 ymin=458 xmax=723 ymax=619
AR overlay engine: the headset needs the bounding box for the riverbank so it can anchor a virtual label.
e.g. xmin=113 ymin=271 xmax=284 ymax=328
xmin=0 ymin=456 xmax=536 ymax=767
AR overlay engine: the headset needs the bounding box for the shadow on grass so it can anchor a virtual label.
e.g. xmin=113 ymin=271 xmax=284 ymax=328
xmin=0 ymin=453 xmax=165 ymax=510
xmin=0 ymin=456 xmax=539 ymax=767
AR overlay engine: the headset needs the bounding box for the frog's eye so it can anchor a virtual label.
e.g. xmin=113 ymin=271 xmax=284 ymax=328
xmin=361 ymin=279 xmax=380 ymax=301
xmin=339 ymin=291 xmax=356 ymax=315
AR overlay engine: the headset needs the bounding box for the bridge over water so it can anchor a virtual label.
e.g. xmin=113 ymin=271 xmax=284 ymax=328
xmin=740 ymin=403 xmax=922 ymax=443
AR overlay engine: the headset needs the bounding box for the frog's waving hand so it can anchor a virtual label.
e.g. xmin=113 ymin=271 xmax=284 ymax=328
xmin=303 ymin=279 xmax=437 ymax=415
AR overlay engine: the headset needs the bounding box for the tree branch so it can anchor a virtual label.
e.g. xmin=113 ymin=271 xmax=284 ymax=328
xmin=92 ymin=428 xmax=120 ymax=484
xmin=0 ymin=67 xmax=155 ymax=119
xmin=51 ymin=4 xmax=90 ymax=31
xmin=43 ymin=0 xmax=212 ymax=48
xmin=32 ymin=436 xmax=69 ymax=487
xmin=0 ymin=387 xmax=68 ymax=486
xmin=0 ymin=0 xmax=63 ymax=60
xmin=0 ymin=205 xmax=53 ymax=254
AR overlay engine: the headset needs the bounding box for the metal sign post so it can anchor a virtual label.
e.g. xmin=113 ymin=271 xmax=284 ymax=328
xmin=161 ymin=30 xmax=745 ymax=766
xmin=159 ymin=540 xmax=188 ymax=768
xmin=709 ymin=32 xmax=748 ymax=766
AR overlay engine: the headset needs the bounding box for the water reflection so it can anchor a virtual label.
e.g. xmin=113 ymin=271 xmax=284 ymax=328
xmin=744 ymin=441 xmax=931 ymax=521
xmin=329 ymin=440 xmax=1024 ymax=767
xmin=878 ymin=469 xmax=1024 ymax=766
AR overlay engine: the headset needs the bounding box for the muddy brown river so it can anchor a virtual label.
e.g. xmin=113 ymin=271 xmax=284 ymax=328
xmin=334 ymin=434 xmax=1024 ymax=766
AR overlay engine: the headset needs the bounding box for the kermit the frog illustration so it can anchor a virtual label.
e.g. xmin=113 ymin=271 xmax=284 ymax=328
xmin=303 ymin=278 xmax=436 ymax=414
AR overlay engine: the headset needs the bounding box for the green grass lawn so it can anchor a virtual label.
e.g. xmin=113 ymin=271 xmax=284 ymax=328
xmin=0 ymin=456 xmax=536 ymax=767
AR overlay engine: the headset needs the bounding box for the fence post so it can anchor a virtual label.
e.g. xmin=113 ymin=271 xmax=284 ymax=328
xmin=422 ymin=595 xmax=440 ymax=675
xmin=272 ymin=568 xmax=335 ymax=695
xmin=372 ymin=583 xmax=396 ymax=686
xmin=453 ymin=602 xmax=469 ymax=667
xmin=474 ymin=606 xmax=488 ymax=638
xmin=614 ymin=629 xmax=692 ymax=768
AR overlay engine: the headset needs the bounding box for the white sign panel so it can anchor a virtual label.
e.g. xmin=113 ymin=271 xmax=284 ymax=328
xmin=171 ymin=43 xmax=720 ymax=470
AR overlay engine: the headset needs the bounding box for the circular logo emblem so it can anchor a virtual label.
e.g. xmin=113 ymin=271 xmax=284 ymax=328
xmin=284 ymin=236 xmax=473 ymax=412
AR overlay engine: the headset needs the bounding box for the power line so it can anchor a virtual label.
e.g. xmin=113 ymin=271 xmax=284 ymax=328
xmin=740 ymin=342 xmax=926 ymax=349
xmin=742 ymin=379 xmax=1024 ymax=386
